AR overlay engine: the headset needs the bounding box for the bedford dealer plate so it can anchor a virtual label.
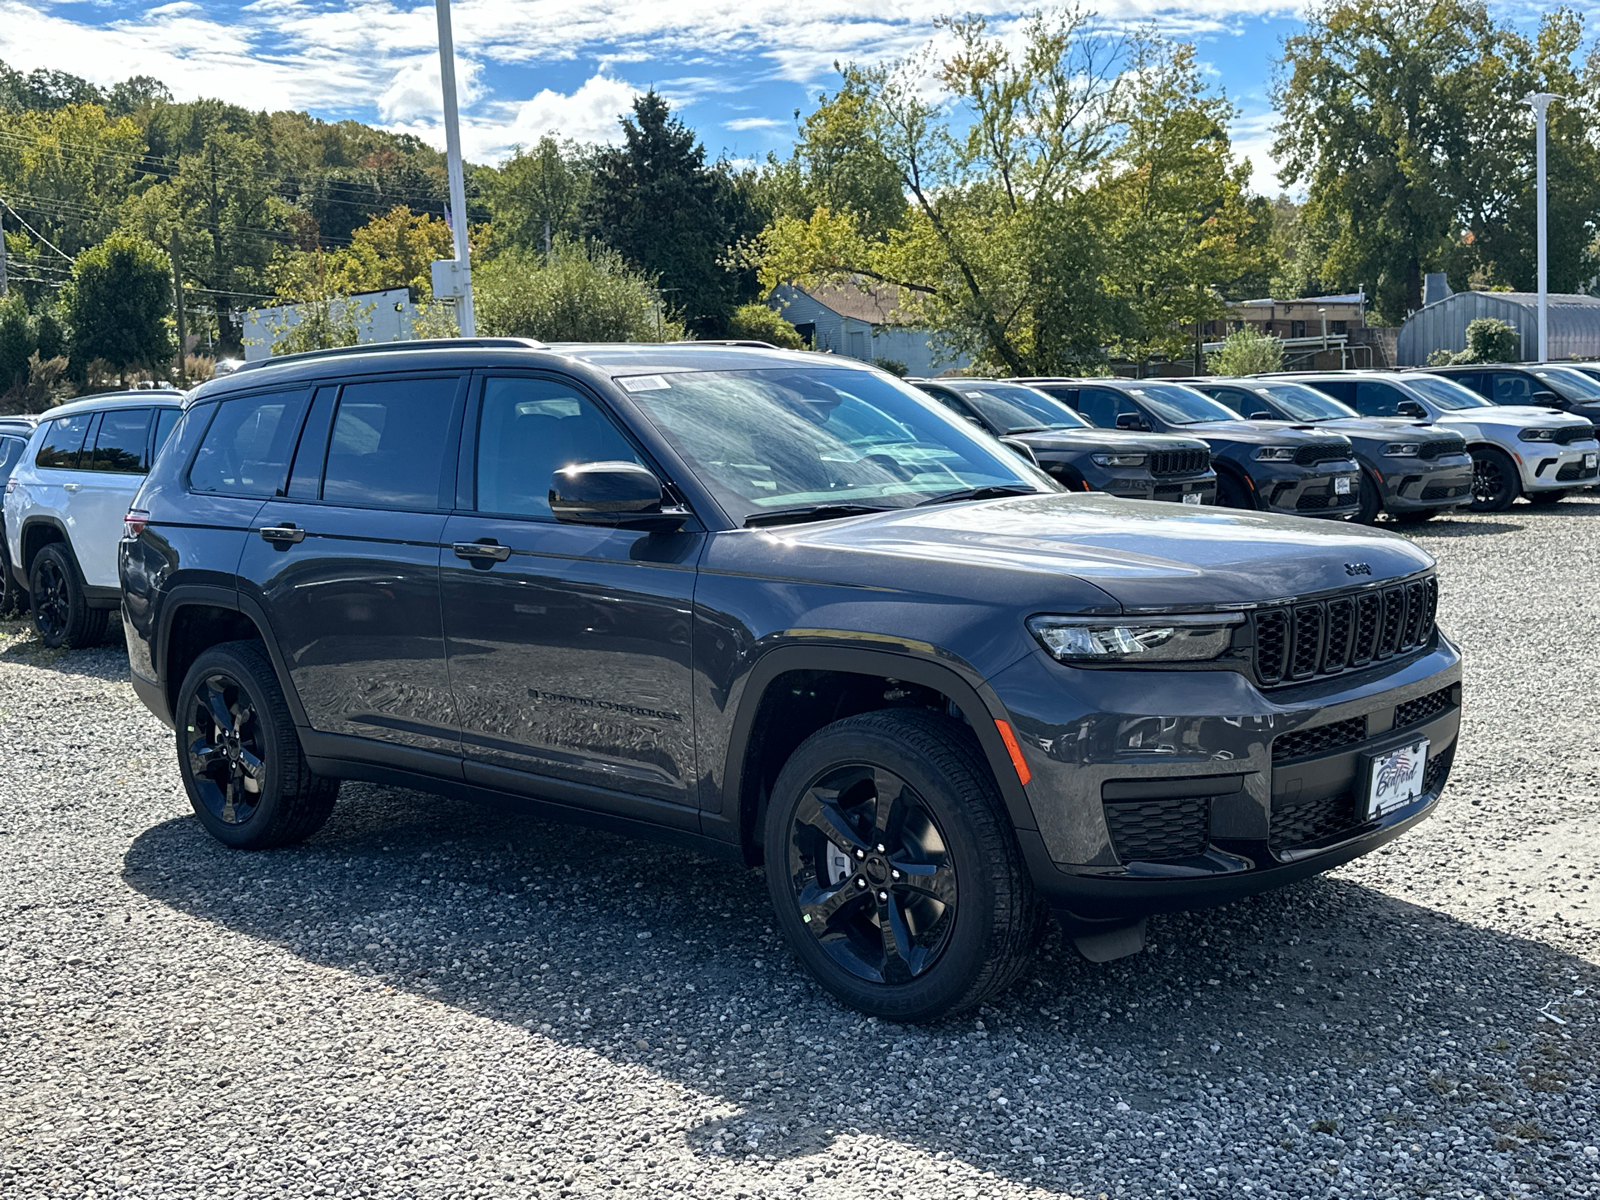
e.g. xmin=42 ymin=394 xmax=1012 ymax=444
xmin=1182 ymin=492 xmax=1202 ymax=505
xmin=1334 ymin=476 xmax=1353 ymax=495
xmin=1586 ymin=452 xmax=1597 ymax=469
xmin=1366 ymin=739 xmax=1428 ymax=819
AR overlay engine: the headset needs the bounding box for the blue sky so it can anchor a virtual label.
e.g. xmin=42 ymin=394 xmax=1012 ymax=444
xmin=0 ymin=2 xmax=1551 ymax=197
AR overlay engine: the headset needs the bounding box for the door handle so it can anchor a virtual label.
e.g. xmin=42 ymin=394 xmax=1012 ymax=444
xmin=258 ymin=524 xmax=306 ymax=544
xmin=453 ymin=540 xmax=511 ymax=562
xmin=63 ymin=482 xmax=82 ymax=493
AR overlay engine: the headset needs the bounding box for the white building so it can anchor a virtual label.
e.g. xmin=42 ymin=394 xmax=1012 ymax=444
xmin=242 ymin=288 xmax=423 ymax=362
xmin=768 ymin=283 xmax=968 ymax=376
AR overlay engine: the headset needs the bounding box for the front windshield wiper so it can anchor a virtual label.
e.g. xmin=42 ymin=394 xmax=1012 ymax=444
xmin=1001 ymin=425 xmax=1054 ymax=435
xmin=743 ymin=503 xmax=897 ymax=528
xmin=915 ymin=484 xmax=1041 ymax=507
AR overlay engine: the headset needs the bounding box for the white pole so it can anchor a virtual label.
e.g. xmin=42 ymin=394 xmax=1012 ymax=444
xmin=1527 ymin=93 xmax=1559 ymax=363
xmin=436 ymin=0 xmax=475 ymax=335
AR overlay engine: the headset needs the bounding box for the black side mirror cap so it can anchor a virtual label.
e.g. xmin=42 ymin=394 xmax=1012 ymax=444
xmin=997 ymin=436 xmax=1040 ymax=466
xmin=1531 ymin=391 xmax=1564 ymax=408
xmin=1249 ymin=410 xmax=1274 ymax=420
xmin=1114 ymin=413 xmax=1148 ymax=431
xmin=550 ymin=461 xmax=689 ymax=532
xmin=1397 ymin=401 xmax=1427 ymax=418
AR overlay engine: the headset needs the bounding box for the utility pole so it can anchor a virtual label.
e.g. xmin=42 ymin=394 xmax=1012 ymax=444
xmin=433 ymin=0 xmax=475 ymax=335
xmin=1526 ymin=93 xmax=1561 ymax=363
xmin=0 ymin=205 xmax=8 ymax=297
xmin=170 ymin=231 xmax=187 ymax=387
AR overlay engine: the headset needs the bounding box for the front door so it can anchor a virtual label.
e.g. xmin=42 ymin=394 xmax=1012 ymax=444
xmin=440 ymin=373 xmax=703 ymax=827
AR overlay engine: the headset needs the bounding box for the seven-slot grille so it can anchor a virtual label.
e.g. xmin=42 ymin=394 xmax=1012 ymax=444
xmin=1251 ymin=576 xmax=1438 ymax=687
xmin=1417 ymin=436 xmax=1467 ymax=460
xmin=1293 ymin=443 xmax=1354 ymax=466
xmin=1148 ymin=448 xmax=1210 ymax=476
xmin=1553 ymin=425 xmax=1596 ymax=446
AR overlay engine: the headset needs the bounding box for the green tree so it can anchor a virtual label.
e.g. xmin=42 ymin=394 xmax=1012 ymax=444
xmin=475 ymin=241 xmax=685 ymax=343
xmin=0 ymin=103 xmax=145 ymax=255
xmin=1273 ymin=0 xmax=1508 ymax=322
xmin=794 ymin=80 xmax=908 ymax=239
xmin=268 ymin=206 xmax=454 ymax=302
xmin=483 ymin=137 xmax=591 ymax=255
xmin=725 ymin=302 xmax=805 ymax=348
xmin=1205 ymin=326 xmax=1285 ymax=375
xmin=63 ymin=232 xmax=173 ymax=380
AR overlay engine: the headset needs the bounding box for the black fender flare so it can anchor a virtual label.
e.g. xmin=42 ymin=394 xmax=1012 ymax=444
xmin=155 ymin=585 xmax=311 ymax=729
xmin=718 ymin=643 xmax=1037 ymax=853
xmin=1212 ymin=460 xmax=1259 ymax=509
xmin=18 ymin=514 xmax=75 ymax=576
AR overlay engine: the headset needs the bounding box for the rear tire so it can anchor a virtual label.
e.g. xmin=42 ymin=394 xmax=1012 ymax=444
xmin=176 ymin=639 xmax=338 ymax=850
xmin=1469 ymin=447 xmax=1519 ymax=512
xmin=1527 ymin=490 xmax=1566 ymax=506
xmin=28 ymin=543 xmax=100 ymax=648
xmin=763 ymin=708 xmax=1044 ymax=1021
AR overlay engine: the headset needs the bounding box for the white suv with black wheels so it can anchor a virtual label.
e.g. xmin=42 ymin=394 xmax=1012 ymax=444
xmin=4 ymin=391 xmax=185 ymax=646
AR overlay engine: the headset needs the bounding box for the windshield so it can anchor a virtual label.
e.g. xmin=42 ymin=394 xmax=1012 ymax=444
xmin=1404 ymin=375 xmax=1494 ymax=410
xmin=617 ymin=368 xmax=1048 ymax=524
xmin=1255 ymin=384 xmax=1359 ymax=422
xmin=1533 ymin=366 xmax=1600 ymax=401
xmin=954 ymin=383 xmax=1090 ymax=434
xmin=1124 ymin=383 xmax=1239 ymax=425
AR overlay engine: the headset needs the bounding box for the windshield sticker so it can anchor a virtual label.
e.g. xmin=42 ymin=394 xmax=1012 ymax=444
xmin=618 ymin=374 xmax=672 ymax=392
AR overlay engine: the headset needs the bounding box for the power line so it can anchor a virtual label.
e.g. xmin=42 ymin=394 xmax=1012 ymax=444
xmin=0 ymin=197 xmax=75 ymax=260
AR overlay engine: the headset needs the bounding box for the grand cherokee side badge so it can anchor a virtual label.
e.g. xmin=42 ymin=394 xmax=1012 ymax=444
xmin=1345 ymin=563 xmax=1372 ymax=576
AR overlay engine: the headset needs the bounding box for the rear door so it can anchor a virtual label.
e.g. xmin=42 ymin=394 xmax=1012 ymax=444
xmin=74 ymin=406 xmax=153 ymax=588
xmin=237 ymin=373 xmax=465 ymax=758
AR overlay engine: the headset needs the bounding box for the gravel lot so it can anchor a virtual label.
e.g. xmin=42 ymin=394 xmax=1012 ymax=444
xmin=3 ymin=499 xmax=1598 ymax=1200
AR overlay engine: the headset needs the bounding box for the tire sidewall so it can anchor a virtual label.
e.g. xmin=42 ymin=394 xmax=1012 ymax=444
xmin=1355 ymin=469 xmax=1382 ymax=524
xmin=29 ymin=544 xmax=85 ymax=648
xmin=176 ymin=644 xmax=292 ymax=849
xmin=1469 ymin=448 xmax=1518 ymax=512
xmin=1216 ymin=470 xmax=1254 ymax=511
xmin=763 ymin=719 xmax=1004 ymax=1021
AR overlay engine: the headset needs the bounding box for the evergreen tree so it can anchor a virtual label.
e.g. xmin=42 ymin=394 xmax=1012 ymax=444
xmin=64 ymin=233 xmax=173 ymax=380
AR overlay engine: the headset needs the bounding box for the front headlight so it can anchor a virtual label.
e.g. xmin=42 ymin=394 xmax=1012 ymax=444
xmin=1518 ymin=428 xmax=1557 ymax=442
xmin=1027 ymin=614 xmax=1243 ymax=664
xmin=1253 ymin=446 xmax=1298 ymax=462
xmin=1383 ymin=442 xmax=1422 ymax=456
xmin=1091 ymin=452 xmax=1148 ymax=468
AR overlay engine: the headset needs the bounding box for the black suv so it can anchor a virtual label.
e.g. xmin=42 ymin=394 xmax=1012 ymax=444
xmin=121 ymin=341 xmax=1462 ymax=1020
xmin=1188 ymin=378 xmax=1473 ymax=523
xmin=1015 ymin=378 xmax=1363 ymax=519
xmin=1426 ymin=363 xmax=1600 ymax=426
xmin=910 ymin=378 xmax=1216 ymax=505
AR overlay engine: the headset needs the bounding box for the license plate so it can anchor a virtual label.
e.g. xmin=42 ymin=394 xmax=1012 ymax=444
xmin=1334 ymin=476 xmax=1352 ymax=495
xmin=1182 ymin=492 xmax=1202 ymax=505
xmin=1586 ymin=452 xmax=1597 ymax=468
xmin=1365 ymin=739 xmax=1428 ymax=819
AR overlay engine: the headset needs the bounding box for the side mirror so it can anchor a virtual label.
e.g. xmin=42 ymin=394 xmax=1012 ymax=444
xmin=550 ymin=461 xmax=688 ymax=532
xmin=1115 ymin=412 xmax=1148 ymax=432
xmin=1397 ymin=400 xmax=1427 ymax=418
xmin=1531 ymin=390 xmax=1564 ymax=408
xmin=997 ymin=436 xmax=1040 ymax=466
xmin=1249 ymin=410 xmax=1274 ymax=420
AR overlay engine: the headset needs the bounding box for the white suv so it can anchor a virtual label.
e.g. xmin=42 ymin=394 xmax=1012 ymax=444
xmin=4 ymin=391 xmax=185 ymax=646
xmin=1276 ymin=371 xmax=1599 ymax=512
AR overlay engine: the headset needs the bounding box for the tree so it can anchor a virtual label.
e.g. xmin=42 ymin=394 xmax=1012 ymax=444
xmin=793 ymin=80 xmax=908 ymax=239
xmin=0 ymin=103 xmax=145 ymax=255
xmin=725 ymin=303 xmax=805 ymax=348
xmin=474 ymin=241 xmax=685 ymax=343
xmin=268 ymin=206 xmax=454 ymax=302
xmin=1273 ymin=0 xmax=1509 ymax=322
xmin=1206 ymin=326 xmax=1284 ymax=375
xmin=482 ymin=137 xmax=591 ymax=255
xmin=583 ymin=92 xmax=756 ymax=336
xmin=63 ymin=232 xmax=173 ymax=380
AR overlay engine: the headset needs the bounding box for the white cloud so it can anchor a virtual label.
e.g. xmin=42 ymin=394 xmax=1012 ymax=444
xmin=381 ymin=73 xmax=640 ymax=161
xmin=377 ymin=55 xmax=484 ymax=122
xmin=724 ymin=116 xmax=786 ymax=131
xmin=1230 ymin=109 xmax=1288 ymax=197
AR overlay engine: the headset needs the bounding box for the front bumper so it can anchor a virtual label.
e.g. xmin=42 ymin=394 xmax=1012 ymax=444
xmin=1250 ymin=461 xmax=1362 ymax=519
xmin=1519 ymin=442 xmax=1600 ymax=492
xmin=1041 ymin=457 xmax=1219 ymax=505
xmin=990 ymin=636 xmax=1462 ymax=921
xmin=1377 ymin=455 xmax=1474 ymax=512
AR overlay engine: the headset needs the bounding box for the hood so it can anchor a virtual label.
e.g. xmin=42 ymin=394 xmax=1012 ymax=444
xmin=732 ymin=493 xmax=1432 ymax=612
xmin=1183 ymin=420 xmax=1354 ymax=448
xmin=1320 ymin=418 xmax=1463 ymax=441
xmin=1438 ymin=405 xmax=1592 ymax=431
xmin=1010 ymin=428 xmax=1208 ymax=454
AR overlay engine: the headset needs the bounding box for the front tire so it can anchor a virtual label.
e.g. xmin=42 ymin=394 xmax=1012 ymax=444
xmin=1215 ymin=470 xmax=1255 ymax=511
xmin=29 ymin=543 xmax=106 ymax=648
xmin=1354 ymin=470 xmax=1382 ymax=525
xmin=1469 ymin=447 xmax=1519 ymax=512
xmin=176 ymin=639 xmax=338 ymax=850
xmin=763 ymin=709 xmax=1044 ymax=1021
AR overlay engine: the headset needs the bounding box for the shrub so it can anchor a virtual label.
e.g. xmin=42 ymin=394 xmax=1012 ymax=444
xmin=1205 ymin=326 xmax=1284 ymax=376
xmin=874 ymin=357 xmax=909 ymax=377
xmin=63 ymin=233 xmax=174 ymax=381
xmin=1461 ymin=317 xmax=1519 ymax=363
xmin=726 ymin=303 xmax=804 ymax=348
xmin=474 ymin=241 xmax=686 ymax=342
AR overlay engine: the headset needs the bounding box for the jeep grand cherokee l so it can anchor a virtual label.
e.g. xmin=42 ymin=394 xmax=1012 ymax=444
xmin=121 ymin=340 xmax=1462 ymax=1021
xmin=910 ymin=378 xmax=1216 ymax=505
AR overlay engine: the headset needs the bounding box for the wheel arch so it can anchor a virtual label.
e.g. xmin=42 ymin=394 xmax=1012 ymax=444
xmin=721 ymin=645 xmax=1035 ymax=866
xmin=1211 ymin=459 xmax=1259 ymax=509
xmin=158 ymin=588 xmax=309 ymax=729
xmin=19 ymin=516 xmax=74 ymax=577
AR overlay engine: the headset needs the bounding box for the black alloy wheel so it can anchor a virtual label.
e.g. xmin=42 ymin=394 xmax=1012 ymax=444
xmin=763 ymin=709 xmax=1043 ymax=1021
xmin=28 ymin=543 xmax=106 ymax=648
xmin=186 ymin=671 xmax=269 ymax=828
xmin=1468 ymin=447 xmax=1518 ymax=512
xmin=786 ymin=763 xmax=958 ymax=986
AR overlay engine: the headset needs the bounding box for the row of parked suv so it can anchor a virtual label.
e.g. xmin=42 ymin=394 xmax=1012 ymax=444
xmin=0 ymin=342 xmax=1579 ymax=1019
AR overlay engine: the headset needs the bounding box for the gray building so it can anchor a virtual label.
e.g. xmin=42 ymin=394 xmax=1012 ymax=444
xmin=768 ymin=283 xmax=968 ymax=376
xmin=1396 ymin=288 xmax=1600 ymax=365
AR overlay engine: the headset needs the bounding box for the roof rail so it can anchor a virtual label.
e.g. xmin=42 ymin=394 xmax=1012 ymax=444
xmin=667 ymin=339 xmax=779 ymax=349
xmin=231 ymin=337 xmax=549 ymax=374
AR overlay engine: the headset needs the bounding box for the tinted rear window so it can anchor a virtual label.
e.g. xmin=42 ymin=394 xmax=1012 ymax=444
xmin=320 ymin=377 xmax=458 ymax=509
xmin=0 ymin=436 xmax=26 ymax=479
xmin=89 ymin=407 xmax=153 ymax=473
xmin=151 ymin=407 xmax=181 ymax=463
xmin=189 ymin=390 xmax=311 ymax=497
xmin=35 ymin=413 xmax=94 ymax=470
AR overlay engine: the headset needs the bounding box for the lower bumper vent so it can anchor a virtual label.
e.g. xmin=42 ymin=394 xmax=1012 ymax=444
xmin=1104 ymin=797 xmax=1209 ymax=864
xmin=1270 ymin=791 xmax=1357 ymax=852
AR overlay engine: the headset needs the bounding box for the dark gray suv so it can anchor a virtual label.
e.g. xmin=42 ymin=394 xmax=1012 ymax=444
xmin=120 ymin=341 xmax=1462 ymax=1020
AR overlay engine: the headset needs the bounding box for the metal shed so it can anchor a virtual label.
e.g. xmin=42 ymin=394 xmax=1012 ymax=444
xmin=1396 ymin=290 xmax=1600 ymax=365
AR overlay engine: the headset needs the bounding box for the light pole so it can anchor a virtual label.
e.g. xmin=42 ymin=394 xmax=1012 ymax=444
xmin=1525 ymin=92 xmax=1562 ymax=363
xmin=433 ymin=0 xmax=475 ymax=335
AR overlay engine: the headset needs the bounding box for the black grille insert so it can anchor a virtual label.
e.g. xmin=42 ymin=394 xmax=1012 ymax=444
xmin=1553 ymin=425 xmax=1595 ymax=446
xmin=1417 ymin=436 xmax=1467 ymax=460
xmin=1270 ymin=790 xmax=1358 ymax=851
xmin=1294 ymin=444 xmax=1353 ymax=466
xmin=1394 ymin=686 xmax=1454 ymax=730
xmin=1555 ymin=460 xmax=1599 ymax=483
xmin=1104 ymin=797 xmax=1210 ymax=864
xmin=1420 ymin=482 xmax=1468 ymax=500
xmin=1272 ymin=716 xmax=1368 ymax=762
xmin=1148 ymin=448 xmax=1210 ymax=476
xmin=1252 ymin=577 xmax=1436 ymax=686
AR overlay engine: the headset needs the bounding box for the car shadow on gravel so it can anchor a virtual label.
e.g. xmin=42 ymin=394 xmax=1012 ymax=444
xmin=122 ymin=783 xmax=1600 ymax=1193
xmin=0 ymin=619 xmax=131 ymax=682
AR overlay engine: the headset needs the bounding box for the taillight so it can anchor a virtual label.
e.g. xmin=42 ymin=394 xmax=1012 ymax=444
xmin=124 ymin=510 xmax=150 ymax=537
